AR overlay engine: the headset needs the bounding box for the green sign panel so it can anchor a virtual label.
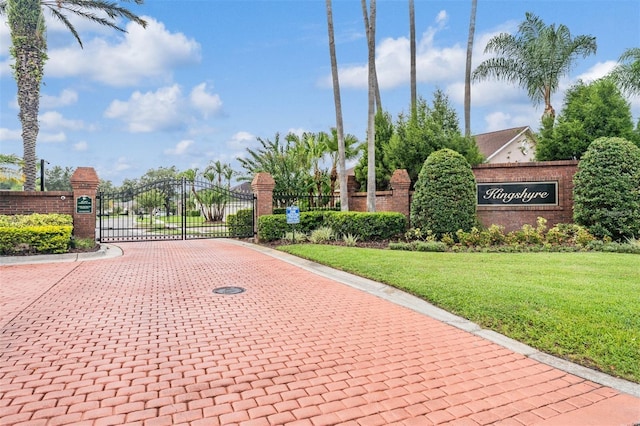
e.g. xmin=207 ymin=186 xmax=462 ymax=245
xmin=76 ymin=196 xmax=93 ymax=214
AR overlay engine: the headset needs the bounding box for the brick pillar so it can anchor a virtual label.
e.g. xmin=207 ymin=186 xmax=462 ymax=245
xmin=70 ymin=167 xmax=99 ymax=240
xmin=251 ymin=172 xmax=275 ymax=233
xmin=390 ymin=169 xmax=411 ymax=221
xmin=346 ymin=174 xmax=358 ymax=212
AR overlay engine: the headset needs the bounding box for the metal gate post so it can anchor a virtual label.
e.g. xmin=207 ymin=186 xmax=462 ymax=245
xmin=98 ymin=193 xmax=103 ymax=242
xmin=181 ymin=177 xmax=187 ymax=240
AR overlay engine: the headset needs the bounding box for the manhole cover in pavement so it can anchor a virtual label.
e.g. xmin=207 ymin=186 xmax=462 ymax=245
xmin=213 ymin=286 xmax=246 ymax=295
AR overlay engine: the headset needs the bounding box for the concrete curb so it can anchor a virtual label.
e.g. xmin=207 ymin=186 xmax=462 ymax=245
xmin=0 ymin=243 xmax=123 ymax=265
xmin=230 ymin=240 xmax=640 ymax=399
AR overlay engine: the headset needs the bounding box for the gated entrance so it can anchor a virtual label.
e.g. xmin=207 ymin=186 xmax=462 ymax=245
xmin=97 ymin=178 xmax=255 ymax=242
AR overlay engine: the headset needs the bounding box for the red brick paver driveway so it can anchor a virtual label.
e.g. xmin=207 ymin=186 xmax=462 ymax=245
xmin=1 ymin=240 xmax=639 ymax=425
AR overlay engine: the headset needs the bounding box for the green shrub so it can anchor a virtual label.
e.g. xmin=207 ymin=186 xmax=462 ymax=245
xmin=0 ymin=225 xmax=73 ymax=255
xmin=410 ymin=149 xmax=477 ymax=237
xmin=227 ymin=209 xmax=254 ymax=237
xmin=257 ymin=211 xmax=333 ymax=242
xmin=0 ymin=214 xmax=74 ymax=255
xmin=309 ymin=227 xmax=335 ymax=244
xmin=342 ymin=233 xmax=359 ymax=247
xmin=573 ymin=137 xmax=640 ymax=240
xmin=414 ymin=241 xmax=447 ymax=252
xmin=283 ymin=231 xmax=307 ymax=243
xmin=324 ymin=212 xmax=407 ymax=240
xmin=0 ymin=213 xmax=72 ymax=227
xmin=389 ymin=241 xmax=414 ymax=251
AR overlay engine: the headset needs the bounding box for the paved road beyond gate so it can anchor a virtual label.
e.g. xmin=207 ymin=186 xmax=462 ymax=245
xmin=97 ymin=178 xmax=255 ymax=242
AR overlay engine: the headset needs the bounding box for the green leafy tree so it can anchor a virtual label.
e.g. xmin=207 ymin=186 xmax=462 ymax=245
xmin=410 ymin=149 xmax=477 ymax=237
xmin=472 ymin=12 xmax=596 ymax=121
xmin=137 ymin=189 xmax=163 ymax=216
xmin=237 ymin=133 xmax=309 ymax=194
xmin=386 ymin=91 xmax=483 ymax=187
xmin=573 ymin=137 xmax=640 ymax=240
xmin=536 ymin=79 xmax=640 ymax=160
xmin=139 ymin=166 xmax=179 ymax=216
xmin=609 ymin=47 xmax=640 ymax=97
xmin=1 ymin=0 xmax=146 ymax=191
xmin=355 ymin=110 xmax=394 ymax=191
xmin=43 ymin=165 xmax=73 ymax=191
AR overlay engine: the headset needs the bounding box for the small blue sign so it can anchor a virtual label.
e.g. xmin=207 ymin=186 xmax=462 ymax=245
xmin=286 ymin=205 xmax=300 ymax=224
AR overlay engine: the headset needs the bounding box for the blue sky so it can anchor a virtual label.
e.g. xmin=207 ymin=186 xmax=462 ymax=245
xmin=1 ymin=0 xmax=639 ymax=186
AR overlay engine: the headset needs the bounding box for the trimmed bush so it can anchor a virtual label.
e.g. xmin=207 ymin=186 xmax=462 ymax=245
xmin=257 ymin=211 xmax=334 ymax=242
xmin=257 ymin=210 xmax=406 ymax=242
xmin=227 ymin=209 xmax=254 ymax=237
xmin=0 ymin=214 xmax=74 ymax=255
xmin=573 ymin=137 xmax=640 ymax=240
xmin=410 ymin=148 xmax=477 ymax=237
xmin=324 ymin=212 xmax=407 ymax=240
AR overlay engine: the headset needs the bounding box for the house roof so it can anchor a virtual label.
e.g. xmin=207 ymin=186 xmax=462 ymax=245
xmin=473 ymin=126 xmax=532 ymax=161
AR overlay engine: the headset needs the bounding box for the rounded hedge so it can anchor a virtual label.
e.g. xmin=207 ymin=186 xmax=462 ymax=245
xmin=573 ymin=137 xmax=640 ymax=240
xmin=410 ymin=148 xmax=477 ymax=237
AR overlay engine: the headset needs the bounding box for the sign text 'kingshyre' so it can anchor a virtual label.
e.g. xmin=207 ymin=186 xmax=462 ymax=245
xmin=477 ymin=182 xmax=558 ymax=206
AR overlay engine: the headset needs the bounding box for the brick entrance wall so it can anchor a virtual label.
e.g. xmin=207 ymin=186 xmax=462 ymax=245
xmin=473 ymin=160 xmax=579 ymax=232
xmin=0 ymin=167 xmax=99 ymax=240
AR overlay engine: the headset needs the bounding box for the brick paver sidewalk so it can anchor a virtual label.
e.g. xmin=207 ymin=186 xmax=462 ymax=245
xmin=1 ymin=240 xmax=638 ymax=425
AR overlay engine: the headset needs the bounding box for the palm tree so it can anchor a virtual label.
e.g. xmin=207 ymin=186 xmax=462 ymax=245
xmin=325 ymin=127 xmax=360 ymax=199
xmin=1 ymin=0 xmax=146 ymax=191
xmin=326 ymin=0 xmax=349 ymax=211
xmin=464 ymin=0 xmax=477 ymax=137
xmin=609 ymin=48 xmax=640 ymax=97
xmin=361 ymin=0 xmax=377 ymax=211
xmin=472 ymin=12 xmax=596 ymax=121
xmin=409 ymin=0 xmax=416 ymax=118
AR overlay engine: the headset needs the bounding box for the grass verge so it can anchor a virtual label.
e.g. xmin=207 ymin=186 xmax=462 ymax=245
xmin=278 ymin=244 xmax=640 ymax=383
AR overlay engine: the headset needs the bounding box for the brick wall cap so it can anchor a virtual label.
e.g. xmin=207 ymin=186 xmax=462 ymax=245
xmin=473 ymin=160 xmax=578 ymax=169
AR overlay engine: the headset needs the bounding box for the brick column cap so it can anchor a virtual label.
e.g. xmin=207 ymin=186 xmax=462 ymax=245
xmin=251 ymin=172 xmax=275 ymax=191
xmin=70 ymin=167 xmax=99 ymax=188
xmin=390 ymin=169 xmax=411 ymax=190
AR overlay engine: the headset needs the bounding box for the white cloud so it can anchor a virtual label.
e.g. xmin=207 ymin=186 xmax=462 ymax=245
xmin=39 ymin=132 xmax=67 ymax=143
xmin=45 ymin=17 xmax=201 ymax=87
xmin=105 ymin=84 xmax=184 ymax=132
xmin=575 ymin=61 xmax=617 ymax=83
xmin=190 ymin=83 xmax=223 ymax=118
xmin=74 ymin=141 xmax=88 ymax=151
xmin=164 ymin=139 xmax=194 ymax=156
xmin=114 ymin=157 xmax=132 ymax=172
xmin=0 ymin=128 xmax=21 ymax=142
xmin=326 ymin=11 xmax=464 ymax=90
xmin=39 ymin=111 xmax=86 ymax=131
xmin=41 ymin=89 xmax=79 ymax=109
xmin=226 ymin=131 xmax=255 ymax=150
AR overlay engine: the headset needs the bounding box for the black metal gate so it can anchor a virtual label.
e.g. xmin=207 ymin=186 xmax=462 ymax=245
xmin=97 ymin=178 xmax=255 ymax=242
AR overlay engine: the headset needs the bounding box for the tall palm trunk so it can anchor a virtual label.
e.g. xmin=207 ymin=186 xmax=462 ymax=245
xmin=361 ymin=0 xmax=381 ymax=113
xmin=464 ymin=0 xmax=477 ymax=137
xmin=361 ymin=0 xmax=377 ymax=211
xmin=409 ymin=0 xmax=417 ymax=118
xmin=8 ymin=0 xmax=46 ymax=191
xmin=326 ymin=0 xmax=348 ymax=211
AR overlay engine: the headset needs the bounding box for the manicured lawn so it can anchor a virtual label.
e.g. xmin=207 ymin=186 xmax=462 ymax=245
xmin=278 ymin=244 xmax=640 ymax=383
